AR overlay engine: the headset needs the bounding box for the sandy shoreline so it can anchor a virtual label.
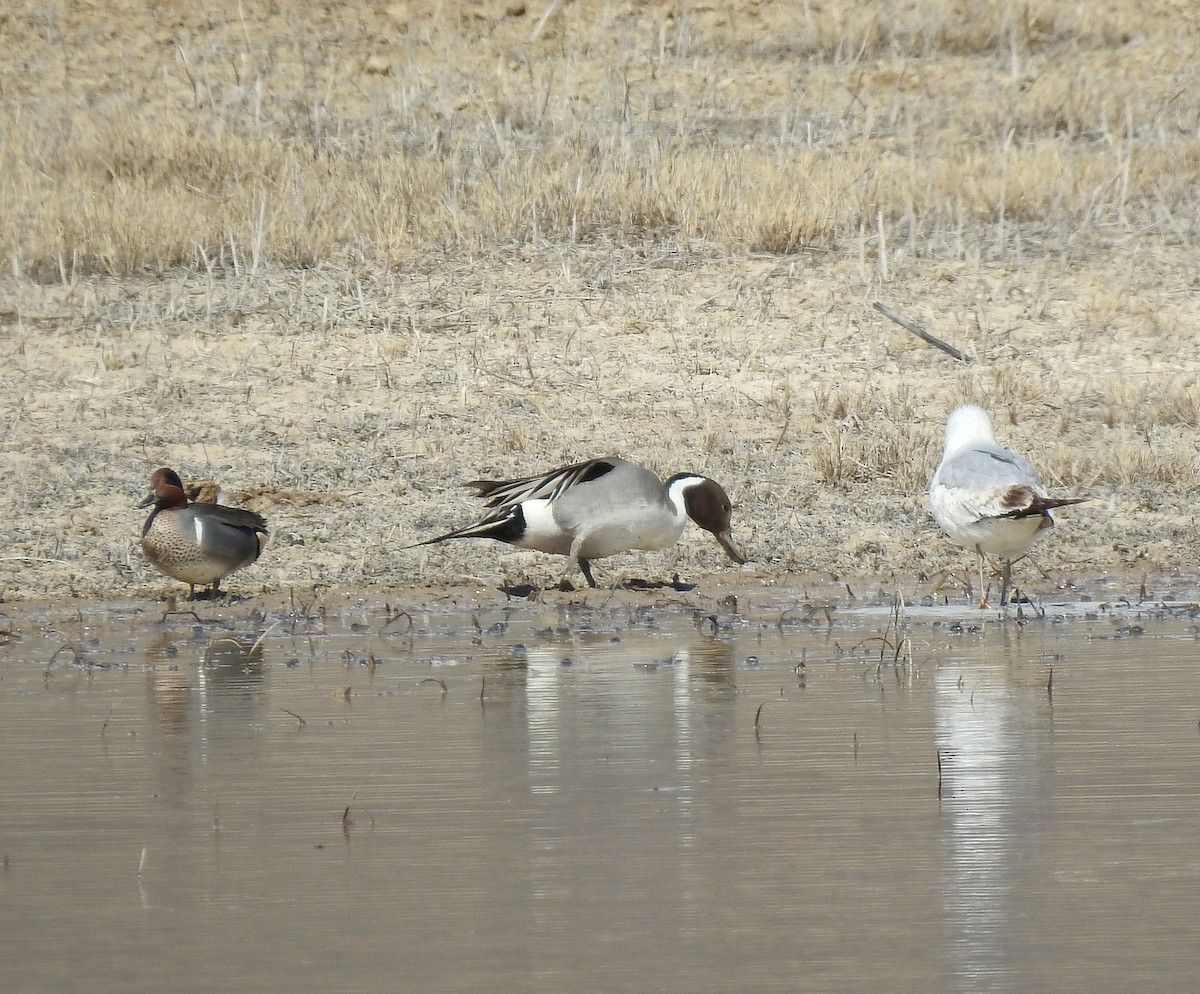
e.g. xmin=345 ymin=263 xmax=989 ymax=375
xmin=3 ymin=565 xmax=1197 ymax=633
xmin=3 ymin=245 xmax=1198 ymax=605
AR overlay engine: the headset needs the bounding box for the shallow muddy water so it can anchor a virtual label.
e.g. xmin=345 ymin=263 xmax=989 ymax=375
xmin=2 ymin=583 xmax=1199 ymax=994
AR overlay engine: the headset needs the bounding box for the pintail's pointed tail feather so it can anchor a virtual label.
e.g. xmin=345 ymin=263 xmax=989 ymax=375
xmin=407 ymin=507 xmax=526 ymax=549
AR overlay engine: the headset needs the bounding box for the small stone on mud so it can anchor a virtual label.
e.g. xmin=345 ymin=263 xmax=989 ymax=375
xmin=364 ymin=54 xmax=391 ymax=75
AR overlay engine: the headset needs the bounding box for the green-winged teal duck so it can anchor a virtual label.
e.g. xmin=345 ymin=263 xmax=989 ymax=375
xmin=138 ymin=467 xmax=268 ymax=597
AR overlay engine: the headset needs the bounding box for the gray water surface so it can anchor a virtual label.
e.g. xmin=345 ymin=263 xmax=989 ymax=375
xmin=1 ymin=589 xmax=1198 ymax=993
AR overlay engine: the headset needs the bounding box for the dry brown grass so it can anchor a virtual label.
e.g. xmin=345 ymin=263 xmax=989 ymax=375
xmin=0 ymin=0 xmax=1198 ymax=600
xmin=4 ymin=1 xmax=1199 ymax=275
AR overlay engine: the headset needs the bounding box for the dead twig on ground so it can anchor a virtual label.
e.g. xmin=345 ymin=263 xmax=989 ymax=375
xmin=874 ymin=302 xmax=972 ymax=363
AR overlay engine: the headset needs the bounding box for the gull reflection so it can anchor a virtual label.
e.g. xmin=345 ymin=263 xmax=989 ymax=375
xmin=935 ymin=657 xmax=1055 ymax=992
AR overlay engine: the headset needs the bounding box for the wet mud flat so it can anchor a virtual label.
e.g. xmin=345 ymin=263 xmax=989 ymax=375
xmin=5 ymin=566 xmax=1199 ymax=655
xmin=2 ymin=574 xmax=1199 ymax=994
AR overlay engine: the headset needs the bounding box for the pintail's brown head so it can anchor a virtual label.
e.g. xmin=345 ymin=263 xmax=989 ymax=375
xmin=673 ymin=475 xmax=747 ymax=565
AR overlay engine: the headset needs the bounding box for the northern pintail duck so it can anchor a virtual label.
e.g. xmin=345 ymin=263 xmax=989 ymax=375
xmin=930 ymin=405 xmax=1085 ymax=607
xmin=138 ymin=468 xmax=268 ymax=597
xmin=411 ymin=456 xmax=746 ymax=588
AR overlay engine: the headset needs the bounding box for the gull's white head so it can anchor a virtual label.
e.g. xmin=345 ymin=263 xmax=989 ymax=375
xmin=943 ymin=404 xmax=997 ymax=453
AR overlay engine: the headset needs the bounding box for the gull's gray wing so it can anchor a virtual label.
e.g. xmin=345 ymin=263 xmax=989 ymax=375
xmin=934 ymin=444 xmax=1043 ymax=494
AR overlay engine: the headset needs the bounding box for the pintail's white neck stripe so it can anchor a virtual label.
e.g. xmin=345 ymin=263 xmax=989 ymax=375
xmin=666 ymin=474 xmax=707 ymax=509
